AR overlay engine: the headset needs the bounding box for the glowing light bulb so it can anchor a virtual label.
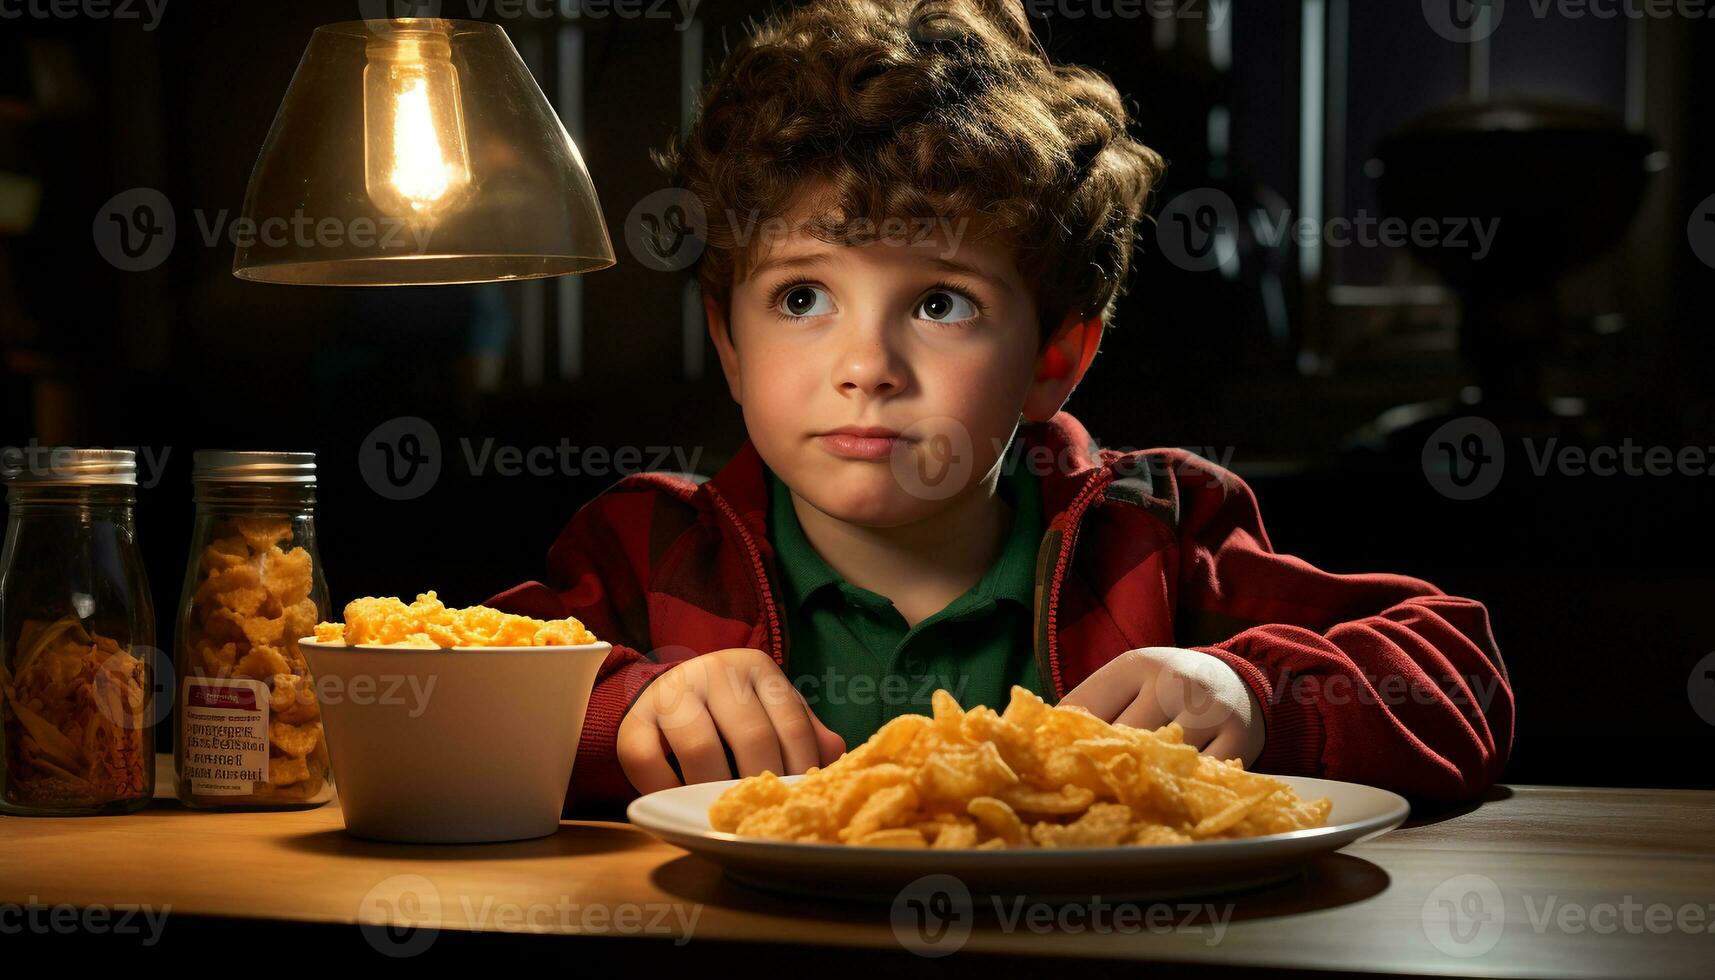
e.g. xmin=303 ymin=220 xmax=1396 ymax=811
xmin=363 ymin=29 xmax=472 ymax=221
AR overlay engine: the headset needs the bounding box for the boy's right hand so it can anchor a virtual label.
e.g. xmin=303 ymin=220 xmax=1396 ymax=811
xmin=616 ymin=647 xmax=846 ymax=794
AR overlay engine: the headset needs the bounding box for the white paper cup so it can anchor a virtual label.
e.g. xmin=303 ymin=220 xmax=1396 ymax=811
xmin=298 ymin=639 xmax=610 ymax=843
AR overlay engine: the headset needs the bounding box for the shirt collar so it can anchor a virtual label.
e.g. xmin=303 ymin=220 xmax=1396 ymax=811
xmin=765 ymin=461 xmax=1043 ymax=615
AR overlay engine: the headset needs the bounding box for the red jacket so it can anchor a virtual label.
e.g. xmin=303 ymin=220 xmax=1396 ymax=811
xmin=487 ymin=411 xmax=1514 ymax=816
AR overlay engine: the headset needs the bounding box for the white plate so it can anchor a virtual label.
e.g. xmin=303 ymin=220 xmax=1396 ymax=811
xmin=628 ymin=773 xmax=1409 ymax=902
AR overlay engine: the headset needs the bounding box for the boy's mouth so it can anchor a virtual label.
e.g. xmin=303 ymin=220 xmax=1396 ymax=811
xmin=815 ymin=425 xmax=912 ymax=461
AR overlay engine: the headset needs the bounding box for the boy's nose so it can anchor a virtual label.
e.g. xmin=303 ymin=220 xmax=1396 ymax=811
xmin=832 ymin=326 xmax=908 ymax=398
xmin=836 ymin=363 xmax=902 ymax=397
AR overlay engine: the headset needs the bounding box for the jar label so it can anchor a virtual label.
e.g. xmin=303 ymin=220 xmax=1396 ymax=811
xmin=182 ymin=678 xmax=271 ymax=795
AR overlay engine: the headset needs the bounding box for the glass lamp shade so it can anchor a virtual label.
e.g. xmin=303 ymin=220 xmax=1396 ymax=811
xmin=233 ymin=19 xmax=615 ymax=286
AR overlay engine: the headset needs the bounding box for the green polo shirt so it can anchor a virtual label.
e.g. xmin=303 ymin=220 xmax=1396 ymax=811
xmin=765 ymin=462 xmax=1046 ymax=750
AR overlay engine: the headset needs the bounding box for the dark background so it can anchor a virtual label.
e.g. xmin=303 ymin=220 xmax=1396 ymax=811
xmin=2 ymin=0 xmax=1712 ymax=788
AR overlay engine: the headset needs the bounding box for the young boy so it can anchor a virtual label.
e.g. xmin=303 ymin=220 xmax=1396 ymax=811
xmin=488 ymin=0 xmax=1513 ymax=815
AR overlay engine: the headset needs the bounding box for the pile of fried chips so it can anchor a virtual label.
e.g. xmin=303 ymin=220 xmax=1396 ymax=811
xmin=313 ymin=591 xmax=599 ymax=648
xmin=709 ymin=687 xmax=1331 ymax=849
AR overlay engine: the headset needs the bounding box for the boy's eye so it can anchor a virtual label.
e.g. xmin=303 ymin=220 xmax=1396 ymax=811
xmin=778 ymin=284 xmax=834 ymax=318
xmin=916 ymin=290 xmax=979 ymax=324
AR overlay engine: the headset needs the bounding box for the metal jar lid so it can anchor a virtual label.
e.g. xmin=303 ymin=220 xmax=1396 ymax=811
xmin=191 ymin=450 xmax=317 ymax=485
xmin=0 ymin=447 xmax=137 ymax=485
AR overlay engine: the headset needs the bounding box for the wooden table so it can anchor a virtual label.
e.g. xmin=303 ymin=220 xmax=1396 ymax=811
xmin=1 ymin=756 xmax=1711 ymax=977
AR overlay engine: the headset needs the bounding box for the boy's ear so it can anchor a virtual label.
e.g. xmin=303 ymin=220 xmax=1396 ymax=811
xmin=705 ymin=292 xmax=743 ymax=404
xmin=1022 ymin=311 xmax=1104 ymax=423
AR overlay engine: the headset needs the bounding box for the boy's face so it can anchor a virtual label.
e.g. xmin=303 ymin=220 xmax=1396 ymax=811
xmin=707 ymin=208 xmax=1093 ymax=529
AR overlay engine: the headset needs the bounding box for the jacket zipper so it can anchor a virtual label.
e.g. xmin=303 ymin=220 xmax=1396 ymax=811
xmin=1038 ymin=469 xmax=1117 ymax=698
xmin=706 ymin=483 xmax=786 ymax=666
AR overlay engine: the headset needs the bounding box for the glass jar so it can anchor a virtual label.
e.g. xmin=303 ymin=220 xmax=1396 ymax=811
xmin=0 ymin=448 xmax=157 ymax=816
xmin=173 ymin=451 xmax=333 ymax=809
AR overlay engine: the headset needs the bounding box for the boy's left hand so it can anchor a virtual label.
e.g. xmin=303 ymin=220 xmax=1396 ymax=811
xmin=1058 ymin=647 xmax=1267 ymax=766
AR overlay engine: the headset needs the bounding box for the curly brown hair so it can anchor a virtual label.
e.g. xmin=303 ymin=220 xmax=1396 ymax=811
xmin=653 ymin=0 xmax=1166 ymax=346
